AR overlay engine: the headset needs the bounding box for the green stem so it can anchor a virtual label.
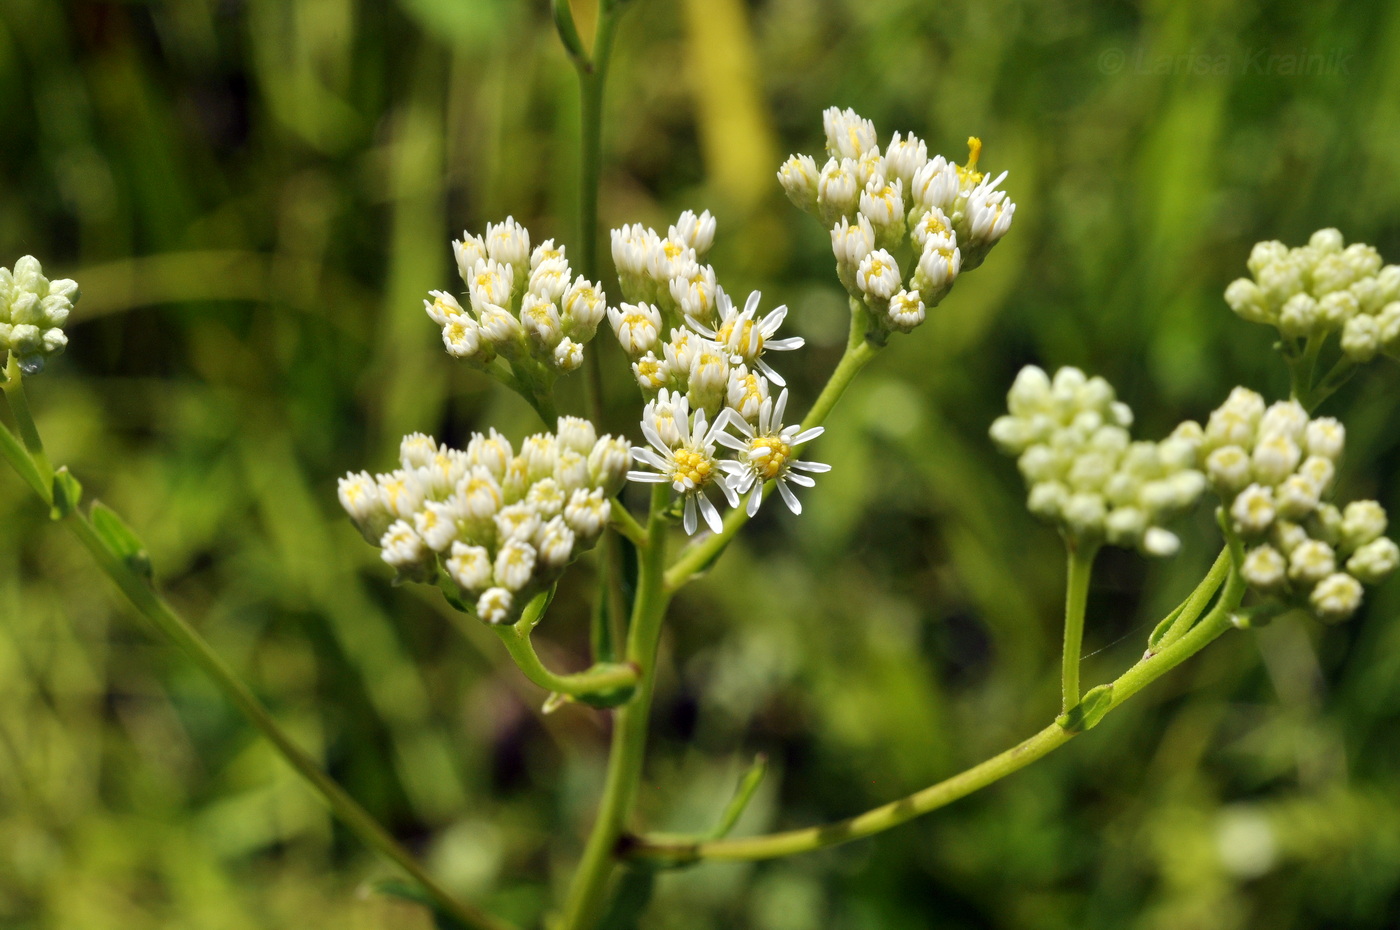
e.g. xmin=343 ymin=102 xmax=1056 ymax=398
xmin=0 ymin=418 xmax=49 ymax=503
xmin=1061 ymin=544 xmax=1097 ymax=713
xmin=626 ymin=572 xmax=1245 ymax=864
xmin=3 ymin=355 xmax=54 ymax=486
xmin=495 ymin=623 xmax=638 ymax=698
xmin=557 ymin=483 xmax=670 ymax=930
xmin=664 ymin=310 xmax=881 ymax=592
xmin=1149 ymin=546 xmax=1231 ymax=654
xmin=56 ymin=511 xmax=515 ymax=930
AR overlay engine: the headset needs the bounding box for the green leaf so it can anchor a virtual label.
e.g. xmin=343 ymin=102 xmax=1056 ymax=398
xmin=89 ymin=502 xmax=153 ymax=580
xmin=49 ymin=466 xmax=82 ymax=520
xmin=1146 ymin=603 xmax=1185 ymax=651
xmin=1055 ymin=684 xmax=1114 ymax=733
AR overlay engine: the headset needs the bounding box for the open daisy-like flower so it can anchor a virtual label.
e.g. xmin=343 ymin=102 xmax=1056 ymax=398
xmin=627 ymin=395 xmax=740 ymax=534
xmin=687 ymin=289 xmax=804 ymax=386
xmin=717 ymin=388 xmax=829 ymax=516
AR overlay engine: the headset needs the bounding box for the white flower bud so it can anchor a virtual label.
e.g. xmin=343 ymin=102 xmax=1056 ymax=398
xmin=1341 ymin=500 xmax=1387 ymax=549
xmin=380 ymin=520 xmax=428 ymax=571
xmin=1251 ymin=433 xmax=1302 ymax=486
xmin=339 ymin=471 xmax=390 ymax=540
xmin=564 ymin=487 xmax=611 ymax=542
xmin=425 ymin=290 xmax=466 ymax=326
xmin=609 ymin=302 xmax=662 ymax=357
xmin=817 ymin=158 xmax=860 ymax=222
xmin=909 ymin=155 xmax=958 ymax=212
xmin=1231 ymin=483 xmax=1276 ymax=536
xmin=555 ymin=416 xmax=597 ymax=454
xmin=554 ymin=449 xmax=590 ymax=493
xmin=526 ymin=478 xmax=567 ymax=519
xmin=1027 ymin=481 xmax=1069 ymax=518
xmin=822 ymin=106 xmax=877 ymax=160
xmin=529 ymin=258 xmax=571 ymax=303
xmin=476 ymin=587 xmax=515 ymax=624
xmin=478 ymin=304 xmax=524 ymax=348
xmin=485 ymin=216 xmax=531 ymax=270
xmin=1310 ymin=572 xmax=1363 ymax=622
xmin=1342 ymin=313 xmax=1380 ymax=361
xmin=670 ymin=209 xmax=716 ymax=255
xmin=536 ymin=517 xmax=576 ymax=571
xmin=830 ymin=214 xmax=876 ymax=269
xmin=726 ymin=365 xmax=770 ymax=423
xmin=588 ymin=436 xmax=631 ymax=494
xmin=398 ymin=433 xmax=437 ymax=469
xmin=1224 ymin=278 xmax=1271 ymax=324
xmin=1247 ymin=240 xmax=1289 ymax=276
xmin=377 ymin=471 xmax=425 ymax=520
xmin=1105 ymin=506 xmax=1147 ymax=545
xmin=1347 ymin=537 xmax=1400 ymax=585
xmin=1304 ymin=418 xmax=1345 ymax=461
xmin=493 ymin=539 xmax=537 ymax=591
xmin=633 ymin=353 xmax=669 ymax=391
xmin=1063 ymin=492 xmax=1107 ymax=537
xmin=1258 ymin=401 xmax=1308 ymax=443
xmin=446 ymin=542 xmax=493 ymax=593
xmin=453 ymin=234 xmax=488 ymax=284
xmin=777 ymin=154 xmax=820 ymax=212
xmin=459 ymin=467 xmax=504 ymax=520
xmin=885 ymin=290 xmax=926 ymax=333
xmin=1272 ymin=520 xmax=1310 ymax=555
xmin=965 ymin=172 xmax=1016 ymax=245
xmin=467 ymin=259 xmax=516 ymax=310
xmin=909 ymin=208 xmax=954 ymax=253
xmin=494 ymin=502 xmax=542 ymax=544
xmin=883 ymin=131 xmax=928 ymax=188
xmin=1275 ymin=474 xmax=1322 ymax=520
xmin=1297 ymin=456 xmax=1335 ymax=496
xmin=1242 ymin=545 xmax=1288 ymax=591
xmin=442 ymin=316 xmax=484 ymax=359
xmin=856 ymin=249 xmax=902 ymax=301
xmin=1288 ymin=539 xmax=1336 ymax=585
xmin=553 ymin=338 xmax=584 ymax=372
xmin=521 ymin=294 xmax=563 ymax=347
xmin=1006 ymin=365 xmax=1052 ymax=416
xmin=561 ymin=277 xmax=606 ymax=339
xmin=859 ymin=177 xmax=905 ymax=243
xmin=913 ymin=235 xmax=961 ymax=302
xmin=466 ymin=430 xmax=512 ymax=478
xmin=1142 ymin=527 xmax=1181 ymax=557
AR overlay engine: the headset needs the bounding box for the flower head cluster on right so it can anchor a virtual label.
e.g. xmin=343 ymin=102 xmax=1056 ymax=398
xmin=1202 ymin=388 xmax=1397 ymax=622
xmin=1 ymin=256 xmax=77 ymax=375
xmin=991 ymin=366 xmax=1205 ymax=557
xmin=777 ymin=107 xmax=1016 ymax=338
xmin=1225 ymin=228 xmax=1400 ymax=363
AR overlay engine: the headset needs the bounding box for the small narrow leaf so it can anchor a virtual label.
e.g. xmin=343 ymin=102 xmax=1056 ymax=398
xmin=551 ymin=0 xmax=588 ymax=66
xmin=89 ymin=502 xmax=153 ymax=580
xmin=50 ymin=466 xmax=82 ymax=520
xmin=1056 ymin=683 xmax=1115 ymax=733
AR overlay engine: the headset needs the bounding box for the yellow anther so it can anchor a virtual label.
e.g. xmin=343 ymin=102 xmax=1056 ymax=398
xmin=672 ymin=449 xmax=713 ymax=486
xmin=749 ymin=435 xmax=792 ymax=480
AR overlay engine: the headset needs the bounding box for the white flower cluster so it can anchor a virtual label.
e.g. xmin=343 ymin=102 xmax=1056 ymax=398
xmin=610 ymin=215 xmax=827 ymax=533
xmin=1201 ymin=388 xmax=1397 ymax=622
xmin=339 ymin=418 xmax=630 ymax=625
xmin=426 ymin=218 xmax=607 ymax=377
xmin=990 ymin=366 xmax=1206 ymax=556
xmin=1224 ymin=229 xmax=1400 ymax=363
xmin=1 ymin=256 xmax=78 ymax=375
xmin=777 ymin=108 xmax=1015 ymax=336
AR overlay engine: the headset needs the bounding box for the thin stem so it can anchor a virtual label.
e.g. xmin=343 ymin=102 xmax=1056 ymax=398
xmin=1149 ymin=546 xmax=1231 ymax=654
xmin=664 ymin=311 xmax=881 ymax=592
xmin=626 ymin=571 xmax=1245 ymax=864
xmin=607 ymin=498 xmax=647 ymax=545
xmin=494 ymin=623 xmax=638 ymax=698
xmin=0 ymin=418 xmax=49 ymax=503
xmin=56 ymin=512 xmax=514 ymax=930
xmin=557 ymin=483 xmax=670 ymax=930
xmin=3 ymin=355 xmax=54 ymax=485
xmin=1061 ymin=544 xmax=1097 ymax=713
xmin=1303 ymin=355 xmax=1358 ymax=413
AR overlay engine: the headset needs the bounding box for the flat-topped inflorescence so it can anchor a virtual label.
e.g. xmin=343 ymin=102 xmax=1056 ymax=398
xmin=427 ymin=218 xmax=607 ymax=387
xmin=990 ymin=366 xmax=1206 ymax=557
xmin=1224 ymin=228 xmax=1400 ymax=365
xmin=1201 ymin=387 xmax=1397 ymax=622
xmin=1 ymin=256 xmax=78 ymax=375
xmin=339 ymin=417 xmax=630 ymax=624
xmin=778 ymin=107 xmax=1015 ymax=339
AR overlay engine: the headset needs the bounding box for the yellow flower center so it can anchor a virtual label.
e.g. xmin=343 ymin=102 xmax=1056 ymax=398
xmin=672 ymin=449 xmax=713 ymax=487
xmin=749 ymin=435 xmax=792 ymax=480
xmin=664 ymin=240 xmax=686 ymax=260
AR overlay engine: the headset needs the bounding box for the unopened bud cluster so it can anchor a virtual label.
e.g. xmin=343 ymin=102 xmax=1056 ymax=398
xmin=1 ymin=256 xmax=78 ymax=375
xmin=777 ymin=107 xmax=1015 ymax=337
xmin=428 ymin=217 xmax=607 ymax=378
xmin=1224 ymin=229 xmax=1400 ymax=363
xmin=339 ymin=418 xmax=629 ymax=625
xmin=1201 ymin=388 xmax=1396 ymax=622
xmin=991 ymin=366 xmax=1205 ymax=556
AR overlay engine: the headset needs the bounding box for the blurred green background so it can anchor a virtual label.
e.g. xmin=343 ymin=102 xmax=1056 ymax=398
xmin=4 ymin=0 xmax=1400 ymax=927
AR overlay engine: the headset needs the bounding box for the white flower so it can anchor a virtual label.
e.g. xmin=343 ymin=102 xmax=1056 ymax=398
xmin=633 ymin=353 xmax=669 ymax=391
xmin=453 ymin=234 xmax=488 ymax=284
xmin=965 ymin=170 xmax=1016 ymax=245
xmin=554 ymin=449 xmax=590 ymax=492
xmin=536 ymin=517 xmax=576 ymax=570
xmin=822 ymin=106 xmax=878 ymax=160
xmin=1341 ymin=500 xmax=1387 ymax=548
xmin=885 ymin=290 xmax=926 ymax=332
xmin=478 ymin=304 xmax=524 ymax=347
xmin=859 ymin=177 xmax=905 ymax=239
xmin=588 ymin=436 xmax=632 ymax=493
xmin=442 ymin=316 xmax=484 ymax=359
xmin=909 ymin=155 xmax=958 ymax=213
xmin=526 ymin=477 xmax=568 ymax=517
xmin=669 ymin=262 xmax=718 ymax=322
xmin=883 ymin=131 xmax=928 ymax=188
xmin=1347 ymin=537 xmax=1400 ymax=584
xmin=555 ymin=416 xmax=597 ymax=454
xmin=446 ymin=542 xmax=493 ymax=592
xmin=467 ymin=259 xmax=516 ymax=309
xmin=627 ymin=400 xmax=738 ymax=534
xmin=553 ymin=338 xmax=583 ymax=371
xmin=817 ymin=158 xmax=860 ymax=221
xmin=561 ymin=277 xmax=606 ymax=338
xmin=913 ymin=233 xmax=961 ymax=302
xmin=563 ymin=487 xmax=611 ymax=541
xmin=0 ymin=256 xmax=78 ymax=373
xmin=726 ymin=364 xmax=771 ymax=423
xmin=608 ymin=302 xmax=662 ymax=357
xmin=493 ymin=539 xmax=537 ymax=591
xmin=1288 ymin=539 xmax=1336 ymax=585
xmin=529 ymin=258 xmax=571 ymax=303
xmin=495 ymin=502 xmax=542 ymax=544
xmin=476 ymin=587 xmax=515 ymax=624
xmin=856 ymin=249 xmax=902 ymax=301
xmin=777 ymin=154 xmax=820 ymax=212
xmin=381 ymin=520 xmax=428 ymax=570
xmin=716 ymin=389 xmax=828 ymax=516
xmin=1231 ymin=483 xmax=1277 ymax=536
xmin=1242 ymin=545 xmax=1288 ymax=590
xmin=830 ymin=214 xmax=876 ymax=269
xmin=688 ymin=289 xmax=804 ymax=386
xmin=670 ymin=209 xmax=716 ymax=255
xmin=1310 ymin=572 xmax=1363 ymax=622
xmin=521 ymin=294 xmax=563 ymax=347
xmin=485 ymin=216 xmax=531 ymax=269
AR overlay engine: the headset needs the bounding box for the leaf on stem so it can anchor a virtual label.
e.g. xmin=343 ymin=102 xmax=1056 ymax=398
xmin=551 ymin=0 xmax=589 ymax=67
xmin=50 ymin=467 xmax=82 ymax=520
xmin=89 ymin=501 xmax=153 ymax=580
xmin=1055 ymin=683 xmax=1114 ymax=733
